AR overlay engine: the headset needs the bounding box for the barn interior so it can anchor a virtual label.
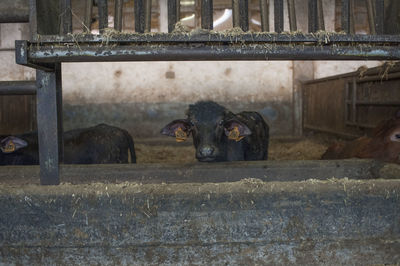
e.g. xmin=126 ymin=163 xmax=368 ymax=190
xmin=0 ymin=0 xmax=400 ymax=264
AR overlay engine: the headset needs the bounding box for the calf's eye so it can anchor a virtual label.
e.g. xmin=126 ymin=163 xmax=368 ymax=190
xmin=396 ymin=134 xmax=400 ymax=139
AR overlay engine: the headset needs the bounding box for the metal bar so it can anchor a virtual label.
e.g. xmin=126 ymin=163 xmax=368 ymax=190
xmin=232 ymin=0 xmax=240 ymax=28
xmin=352 ymin=78 xmax=357 ymax=123
xmin=167 ymin=0 xmax=178 ymax=32
xmin=135 ymin=0 xmax=145 ymax=33
xmin=239 ymin=0 xmax=249 ymax=31
xmin=341 ymin=0 xmax=350 ymax=33
xmin=308 ymin=0 xmax=318 ymax=32
xmin=60 ymin=0 xmax=72 ymax=34
xmin=29 ymin=0 xmax=38 ymax=41
xmin=0 ymin=0 xmax=29 ymax=23
xmin=25 ymin=32 xmax=400 ymax=44
xmin=23 ymin=44 xmax=400 ymax=63
xmin=36 ymin=68 xmax=60 ymax=185
xmin=98 ymin=0 xmax=108 ymax=33
xmin=375 ymin=0 xmax=384 ymax=34
xmin=274 ymin=0 xmax=284 ymax=33
xmin=317 ymin=0 xmax=324 ymax=30
xmin=344 ymin=82 xmax=349 ymax=124
xmin=0 ymin=81 xmax=36 ymax=95
xmin=366 ymin=0 xmax=376 ymax=35
xmin=15 ymin=41 xmax=56 ymax=72
xmin=349 ymin=0 xmax=355 ymax=34
xmin=201 ymin=0 xmax=213 ymax=29
xmin=114 ymin=0 xmax=123 ymax=31
xmin=287 ymin=0 xmax=297 ymax=31
xmin=55 ymin=63 xmax=64 ymax=164
xmin=260 ymin=0 xmax=269 ymax=32
xmin=83 ymin=0 xmax=93 ymax=32
xmin=144 ymin=0 xmax=152 ymax=32
xmin=176 ymin=0 xmax=180 ymax=22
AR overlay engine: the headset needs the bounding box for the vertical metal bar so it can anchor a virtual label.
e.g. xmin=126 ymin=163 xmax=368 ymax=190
xmin=176 ymin=0 xmax=180 ymax=23
xmin=201 ymin=0 xmax=213 ymax=29
xmin=195 ymin=0 xmax=201 ymax=28
xmin=167 ymin=0 xmax=178 ymax=32
xmin=232 ymin=0 xmax=240 ymax=28
xmin=260 ymin=0 xmax=269 ymax=32
xmin=366 ymin=0 xmax=376 ymax=34
xmin=308 ymin=0 xmax=318 ymax=32
xmin=98 ymin=0 xmax=108 ymax=33
xmin=274 ymin=0 xmax=283 ymax=33
xmin=317 ymin=0 xmax=324 ymax=30
xmin=345 ymin=82 xmax=349 ymax=123
xmin=349 ymin=0 xmax=355 ymax=34
xmin=36 ymin=68 xmax=60 ymax=185
xmin=352 ymin=78 xmax=357 ymax=124
xmin=60 ymin=0 xmax=72 ymax=34
xmin=238 ymin=0 xmax=249 ymax=31
xmin=83 ymin=0 xmax=93 ymax=32
xmin=29 ymin=0 xmax=38 ymax=41
xmin=341 ymin=0 xmax=350 ymax=33
xmin=375 ymin=0 xmax=384 ymax=34
xmin=287 ymin=0 xmax=297 ymax=31
xmin=114 ymin=0 xmax=123 ymax=31
xmin=144 ymin=0 xmax=152 ymax=32
xmin=135 ymin=0 xmax=145 ymax=33
xmin=55 ymin=63 xmax=64 ymax=164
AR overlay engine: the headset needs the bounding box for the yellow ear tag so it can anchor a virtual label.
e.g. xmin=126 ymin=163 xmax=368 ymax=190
xmin=4 ymin=140 xmax=15 ymax=153
xmin=175 ymin=127 xmax=187 ymax=142
xmin=228 ymin=126 xmax=245 ymax=142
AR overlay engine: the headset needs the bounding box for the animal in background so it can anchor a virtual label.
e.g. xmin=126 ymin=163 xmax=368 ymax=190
xmin=0 ymin=124 xmax=136 ymax=165
xmin=161 ymin=101 xmax=269 ymax=162
xmin=321 ymin=110 xmax=400 ymax=164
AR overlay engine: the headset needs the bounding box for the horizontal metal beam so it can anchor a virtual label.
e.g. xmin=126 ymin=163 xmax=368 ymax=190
xmin=19 ymin=33 xmax=400 ymax=44
xmin=0 ymin=160 xmax=391 ymax=183
xmin=0 ymin=81 xmax=36 ymax=95
xmin=0 ymin=0 xmax=29 ymax=23
xmin=18 ymin=44 xmax=400 ymax=64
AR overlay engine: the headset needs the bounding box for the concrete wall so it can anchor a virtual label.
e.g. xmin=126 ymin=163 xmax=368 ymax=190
xmin=0 ymin=0 xmax=383 ymax=138
xmin=1 ymin=176 xmax=399 ymax=265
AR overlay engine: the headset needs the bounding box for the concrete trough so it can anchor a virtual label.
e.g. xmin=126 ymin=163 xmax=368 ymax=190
xmin=0 ymin=160 xmax=399 ymax=264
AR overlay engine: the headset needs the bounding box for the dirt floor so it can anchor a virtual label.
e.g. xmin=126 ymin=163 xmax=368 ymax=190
xmin=134 ymin=133 xmax=335 ymax=164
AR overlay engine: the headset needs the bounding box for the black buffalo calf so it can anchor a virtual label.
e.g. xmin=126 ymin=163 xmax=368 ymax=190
xmin=161 ymin=101 xmax=269 ymax=162
xmin=0 ymin=124 xmax=136 ymax=165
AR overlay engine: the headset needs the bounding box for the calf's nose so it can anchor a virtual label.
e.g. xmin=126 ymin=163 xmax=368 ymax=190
xmin=199 ymin=145 xmax=215 ymax=157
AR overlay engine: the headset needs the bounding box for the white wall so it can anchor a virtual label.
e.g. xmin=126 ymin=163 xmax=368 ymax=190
xmin=62 ymin=61 xmax=293 ymax=104
xmin=0 ymin=23 xmax=34 ymax=81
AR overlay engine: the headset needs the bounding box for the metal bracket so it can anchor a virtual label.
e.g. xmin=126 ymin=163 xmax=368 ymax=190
xmin=15 ymin=40 xmax=55 ymax=71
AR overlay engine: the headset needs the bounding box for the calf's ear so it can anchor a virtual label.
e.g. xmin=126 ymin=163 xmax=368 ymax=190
xmin=160 ymin=119 xmax=192 ymax=142
xmin=0 ymin=136 xmax=28 ymax=153
xmin=224 ymin=120 xmax=252 ymax=142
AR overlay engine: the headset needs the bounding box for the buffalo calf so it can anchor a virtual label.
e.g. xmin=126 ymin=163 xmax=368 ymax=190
xmin=161 ymin=101 xmax=269 ymax=162
xmin=321 ymin=110 xmax=400 ymax=164
xmin=0 ymin=124 xmax=136 ymax=165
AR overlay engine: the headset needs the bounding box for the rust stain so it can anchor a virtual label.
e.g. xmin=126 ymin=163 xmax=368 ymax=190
xmin=114 ymin=70 xmax=122 ymax=78
xmin=165 ymin=71 xmax=175 ymax=79
xmin=224 ymin=68 xmax=232 ymax=76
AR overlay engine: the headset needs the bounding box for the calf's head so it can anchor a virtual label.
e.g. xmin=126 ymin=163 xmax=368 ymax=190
xmin=0 ymin=136 xmax=28 ymax=153
xmin=161 ymin=101 xmax=251 ymax=162
xmin=370 ymin=110 xmax=400 ymax=163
